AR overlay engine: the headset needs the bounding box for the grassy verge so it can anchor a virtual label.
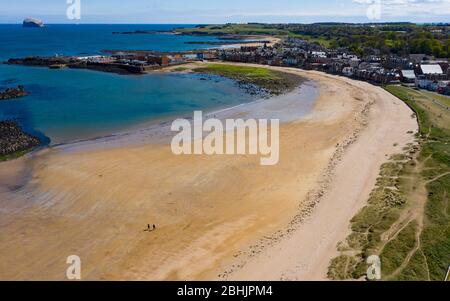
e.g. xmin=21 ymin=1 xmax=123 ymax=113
xmin=193 ymin=64 xmax=302 ymax=95
xmin=170 ymin=67 xmax=189 ymax=72
xmin=0 ymin=149 xmax=32 ymax=162
xmin=328 ymin=85 xmax=450 ymax=281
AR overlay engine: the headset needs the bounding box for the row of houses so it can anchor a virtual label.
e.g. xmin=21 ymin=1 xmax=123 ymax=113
xmin=75 ymin=50 xmax=220 ymax=71
xmin=72 ymin=41 xmax=449 ymax=95
xmin=217 ymin=38 xmax=450 ymax=95
xmin=398 ymin=64 xmax=449 ymax=94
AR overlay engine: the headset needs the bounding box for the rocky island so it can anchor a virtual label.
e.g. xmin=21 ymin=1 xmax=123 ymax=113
xmin=0 ymin=86 xmax=28 ymax=100
xmin=23 ymin=18 xmax=44 ymax=28
xmin=0 ymin=121 xmax=41 ymax=160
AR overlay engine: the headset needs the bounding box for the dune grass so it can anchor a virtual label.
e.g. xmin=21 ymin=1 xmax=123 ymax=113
xmin=328 ymin=85 xmax=450 ymax=281
xmin=0 ymin=149 xmax=30 ymax=162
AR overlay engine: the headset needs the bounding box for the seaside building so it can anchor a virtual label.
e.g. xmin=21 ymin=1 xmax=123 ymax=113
xmin=342 ymin=66 xmax=354 ymax=77
xmin=146 ymin=55 xmax=169 ymax=67
xmin=410 ymin=54 xmax=432 ymax=64
xmin=400 ymin=70 xmax=417 ymax=83
xmin=419 ymin=64 xmax=444 ymax=76
xmin=77 ymin=55 xmax=114 ymax=63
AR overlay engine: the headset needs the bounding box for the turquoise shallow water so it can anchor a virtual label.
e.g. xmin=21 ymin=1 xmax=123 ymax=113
xmin=0 ymin=65 xmax=255 ymax=144
xmin=0 ymin=25 xmax=257 ymax=144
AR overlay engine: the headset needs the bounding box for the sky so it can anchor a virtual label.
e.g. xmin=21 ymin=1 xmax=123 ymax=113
xmin=0 ymin=0 xmax=449 ymax=24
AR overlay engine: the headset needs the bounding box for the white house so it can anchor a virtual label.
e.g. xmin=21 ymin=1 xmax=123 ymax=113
xmin=342 ymin=66 xmax=354 ymax=77
xmin=400 ymin=70 xmax=416 ymax=83
xmin=420 ymin=64 xmax=443 ymax=75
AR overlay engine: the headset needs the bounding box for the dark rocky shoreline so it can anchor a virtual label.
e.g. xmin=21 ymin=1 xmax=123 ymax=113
xmin=197 ymin=74 xmax=271 ymax=98
xmin=193 ymin=66 xmax=303 ymax=96
xmin=5 ymin=57 xmax=145 ymax=75
xmin=0 ymin=121 xmax=41 ymax=160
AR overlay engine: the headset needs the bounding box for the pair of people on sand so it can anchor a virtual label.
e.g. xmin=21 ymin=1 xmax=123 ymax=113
xmin=146 ymin=224 xmax=156 ymax=232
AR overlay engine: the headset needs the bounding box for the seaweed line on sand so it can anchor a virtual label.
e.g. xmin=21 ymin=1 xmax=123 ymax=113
xmin=217 ymin=97 xmax=375 ymax=280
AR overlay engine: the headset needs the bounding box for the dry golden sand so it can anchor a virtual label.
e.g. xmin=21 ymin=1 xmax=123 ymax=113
xmin=226 ymin=36 xmax=281 ymax=48
xmin=0 ymin=65 xmax=417 ymax=280
xmin=224 ymin=68 xmax=419 ymax=281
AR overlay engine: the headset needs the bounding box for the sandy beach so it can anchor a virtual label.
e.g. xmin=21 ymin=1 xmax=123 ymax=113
xmin=0 ymin=63 xmax=417 ymax=280
xmin=223 ymin=36 xmax=281 ymax=48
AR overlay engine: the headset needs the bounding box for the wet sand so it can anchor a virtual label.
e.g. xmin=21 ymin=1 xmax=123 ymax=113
xmin=0 ymin=64 xmax=417 ymax=280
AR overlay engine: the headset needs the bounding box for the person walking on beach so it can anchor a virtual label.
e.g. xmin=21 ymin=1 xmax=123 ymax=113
xmin=145 ymin=224 xmax=156 ymax=232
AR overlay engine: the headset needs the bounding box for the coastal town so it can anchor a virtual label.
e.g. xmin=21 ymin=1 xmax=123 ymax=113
xmin=217 ymin=37 xmax=450 ymax=95
xmin=4 ymin=33 xmax=450 ymax=96
xmin=0 ymin=4 xmax=449 ymax=283
xmin=2 ymin=24 xmax=449 ymax=161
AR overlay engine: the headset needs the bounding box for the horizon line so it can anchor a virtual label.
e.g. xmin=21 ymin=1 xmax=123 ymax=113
xmin=2 ymin=21 xmax=450 ymax=25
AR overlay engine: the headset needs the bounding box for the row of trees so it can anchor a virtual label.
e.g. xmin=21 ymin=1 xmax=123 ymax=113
xmin=283 ymin=24 xmax=449 ymax=58
xmin=190 ymin=23 xmax=450 ymax=58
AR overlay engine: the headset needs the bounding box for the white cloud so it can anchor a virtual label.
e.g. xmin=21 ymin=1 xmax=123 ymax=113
xmin=353 ymin=0 xmax=450 ymax=17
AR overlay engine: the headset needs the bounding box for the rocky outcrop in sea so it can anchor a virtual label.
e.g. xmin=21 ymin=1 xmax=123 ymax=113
xmin=236 ymin=82 xmax=270 ymax=98
xmin=0 ymin=86 xmax=28 ymax=100
xmin=23 ymin=18 xmax=44 ymax=28
xmin=196 ymin=74 xmax=270 ymax=98
xmin=0 ymin=121 xmax=41 ymax=157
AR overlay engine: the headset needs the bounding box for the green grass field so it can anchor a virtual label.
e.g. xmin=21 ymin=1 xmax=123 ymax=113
xmin=418 ymin=90 xmax=450 ymax=108
xmin=328 ymin=85 xmax=450 ymax=281
xmin=176 ymin=24 xmax=333 ymax=47
xmin=176 ymin=24 xmax=290 ymax=36
xmin=193 ymin=64 xmax=302 ymax=95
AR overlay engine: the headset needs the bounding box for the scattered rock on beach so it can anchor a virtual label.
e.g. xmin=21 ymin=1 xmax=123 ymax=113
xmin=0 ymin=121 xmax=41 ymax=157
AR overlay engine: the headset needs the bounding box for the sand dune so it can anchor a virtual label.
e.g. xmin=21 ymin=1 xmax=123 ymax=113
xmin=0 ymin=65 xmax=417 ymax=280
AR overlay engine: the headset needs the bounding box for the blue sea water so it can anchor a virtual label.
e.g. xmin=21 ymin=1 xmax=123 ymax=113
xmin=0 ymin=24 xmax=222 ymax=61
xmin=0 ymin=25 xmax=256 ymax=144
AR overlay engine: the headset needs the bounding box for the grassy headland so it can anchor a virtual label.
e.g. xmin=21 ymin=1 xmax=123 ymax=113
xmin=193 ymin=64 xmax=302 ymax=95
xmin=176 ymin=24 xmax=290 ymax=36
xmin=175 ymin=23 xmax=331 ymax=46
xmin=328 ymin=86 xmax=450 ymax=281
xmin=175 ymin=23 xmax=450 ymax=57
